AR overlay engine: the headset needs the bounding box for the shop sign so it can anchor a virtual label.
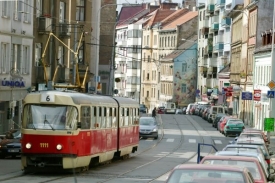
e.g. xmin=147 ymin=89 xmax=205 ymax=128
xmin=253 ymin=89 xmax=261 ymax=101
xmin=1 ymin=80 xmax=25 ymax=87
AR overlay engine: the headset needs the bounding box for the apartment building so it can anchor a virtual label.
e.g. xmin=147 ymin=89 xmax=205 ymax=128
xmin=114 ymin=4 xmax=157 ymax=101
xmin=0 ymin=0 xmax=34 ymax=133
xmin=252 ymin=0 xmax=274 ymax=130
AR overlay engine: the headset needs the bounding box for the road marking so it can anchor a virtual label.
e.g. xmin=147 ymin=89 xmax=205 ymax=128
xmin=167 ymin=139 xmax=174 ymax=142
xmin=214 ymin=140 xmax=222 ymax=144
xmin=189 ymin=139 xmax=196 ymax=143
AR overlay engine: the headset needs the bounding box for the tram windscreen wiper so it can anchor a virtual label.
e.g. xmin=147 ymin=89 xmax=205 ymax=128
xmin=44 ymin=115 xmax=55 ymax=131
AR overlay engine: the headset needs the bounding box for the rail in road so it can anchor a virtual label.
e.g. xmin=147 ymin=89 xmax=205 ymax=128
xmin=0 ymin=114 xmax=232 ymax=183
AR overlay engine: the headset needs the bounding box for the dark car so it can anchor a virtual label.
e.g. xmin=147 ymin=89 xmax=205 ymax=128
xmin=0 ymin=129 xmax=21 ymax=158
xmin=139 ymin=117 xmax=158 ymax=139
xmin=157 ymin=106 xmax=165 ymax=114
xmin=139 ymin=104 xmax=147 ymax=113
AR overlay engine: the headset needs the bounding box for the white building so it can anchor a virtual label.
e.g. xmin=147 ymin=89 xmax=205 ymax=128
xmin=0 ymin=0 xmax=33 ymax=133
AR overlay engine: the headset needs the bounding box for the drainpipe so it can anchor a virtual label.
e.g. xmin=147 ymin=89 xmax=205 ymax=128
xmin=243 ymin=10 xmax=249 ymax=125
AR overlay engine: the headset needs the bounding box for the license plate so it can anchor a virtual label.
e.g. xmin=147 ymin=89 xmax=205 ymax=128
xmin=233 ymin=128 xmax=239 ymax=129
xmin=8 ymin=149 xmax=19 ymax=152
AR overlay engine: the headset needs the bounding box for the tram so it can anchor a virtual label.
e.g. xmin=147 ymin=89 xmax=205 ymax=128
xmin=21 ymin=90 xmax=139 ymax=171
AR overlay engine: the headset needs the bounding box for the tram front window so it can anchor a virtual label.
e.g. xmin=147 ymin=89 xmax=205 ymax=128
xmin=22 ymin=105 xmax=78 ymax=130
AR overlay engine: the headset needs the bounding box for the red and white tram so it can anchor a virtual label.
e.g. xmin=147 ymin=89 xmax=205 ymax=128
xmin=21 ymin=90 xmax=139 ymax=171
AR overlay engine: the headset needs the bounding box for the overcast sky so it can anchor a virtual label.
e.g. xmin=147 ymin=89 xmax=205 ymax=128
xmin=116 ymin=0 xmax=206 ymax=12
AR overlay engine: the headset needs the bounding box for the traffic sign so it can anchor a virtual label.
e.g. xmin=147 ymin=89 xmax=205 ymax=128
xmin=267 ymin=80 xmax=275 ymax=90
xmin=254 ymin=89 xmax=261 ymax=101
xmin=264 ymin=118 xmax=274 ymax=132
xmin=241 ymin=92 xmax=252 ymax=100
xmin=267 ymin=90 xmax=275 ymax=98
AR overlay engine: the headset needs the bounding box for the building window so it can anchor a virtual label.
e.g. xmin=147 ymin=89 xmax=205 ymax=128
xmin=78 ymin=41 xmax=84 ymax=64
xmin=154 ymin=35 xmax=157 ymax=45
xmin=36 ymin=0 xmax=42 ymax=17
xmin=181 ymin=84 xmax=186 ymax=93
xmin=12 ymin=44 xmax=21 ymax=72
xmin=58 ymin=46 xmax=64 ymax=65
xmin=0 ymin=43 xmax=9 ymax=74
xmin=2 ymin=1 xmax=10 ymax=18
xmin=182 ymin=63 xmax=187 ymax=72
xmin=23 ymin=0 xmax=30 ymax=22
xmin=59 ymin=2 xmax=65 ymax=23
xmin=76 ymin=0 xmax=84 ymax=21
xmin=22 ymin=46 xmax=30 ymax=74
xmin=35 ymin=43 xmax=42 ymax=66
xmin=146 ymin=35 xmax=149 ymax=46
xmin=14 ymin=0 xmax=22 ymax=21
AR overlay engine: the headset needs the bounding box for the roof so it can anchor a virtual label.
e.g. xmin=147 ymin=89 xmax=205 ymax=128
xmin=201 ymin=155 xmax=260 ymax=162
xmin=144 ymin=9 xmax=176 ymax=28
xmin=162 ymin=10 xmax=198 ymax=30
xmin=218 ymin=64 xmax=230 ymax=73
xmin=216 ymin=151 xmax=262 ymax=157
xmin=174 ymin=164 xmax=246 ymax=172
xmin=224 ymin=144 xmax=261 ymax=148
xmin=163 ymin=35 xmax=197 ymax=60
xmin=117 ymin=4 xmax=147 ymax=25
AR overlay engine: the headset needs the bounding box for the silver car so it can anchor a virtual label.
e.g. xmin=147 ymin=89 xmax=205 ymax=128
xmin=139 ymin=117 xmax=158 ymax=139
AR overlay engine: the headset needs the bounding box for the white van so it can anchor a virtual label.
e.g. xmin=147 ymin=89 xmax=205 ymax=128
xmin=165 ymin=102 xmax=176 ymax=114
xmin=207 ymin=106 xmax=226 ymax=123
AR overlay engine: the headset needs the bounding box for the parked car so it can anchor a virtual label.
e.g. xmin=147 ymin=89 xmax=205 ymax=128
xmin=182 ymin=107 xmax=187 ymax=114
xmin=207 ymin=105 xmax=227 ymax=123
xmin=139 ymin=117 xmax=158 ymax=139
xmin=215 ymin=151 xmax=271 ymax=180
xmin=186 ymin=103 xmax=196 ymax=115
xmin=213 ymin=113 xmax=227 ymax=128
xmin=239 ymin=131 xmax=269 ymax=146
xmin=219 ymin=117 xmax=237 ymax=134
xmin=223 ymin=144 xmax=264 ymax=155
xmin=223 ymin=119 xmax=245 ymax=137
xmin=200 ymin=155 xmax=269 ymax=183
xmin=236 ymin=137 xmax=273 ymax=165
xmin=0 ymin=129 xmax=21 ymax=158
xmin=139 ymin=104 xmax=147 ymax=113
xmin=166 ymin=164 xmax=255 ymax=183
xmin=157 ymin=106 xmax=165 ymax=114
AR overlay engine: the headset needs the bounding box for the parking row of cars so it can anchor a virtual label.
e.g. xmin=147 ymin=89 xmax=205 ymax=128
xmin=166 ymin=126 xmax=275 ymax=183
xmin=165 ymin=101 xmax=275 ymax=182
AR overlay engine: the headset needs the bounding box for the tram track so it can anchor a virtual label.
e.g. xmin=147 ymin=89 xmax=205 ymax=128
xmin=0 ymin=115 xmax=217 ymax=183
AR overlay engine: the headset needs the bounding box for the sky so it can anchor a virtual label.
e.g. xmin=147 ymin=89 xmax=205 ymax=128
xmin=116 ymin=0 xmax=206 ymax=12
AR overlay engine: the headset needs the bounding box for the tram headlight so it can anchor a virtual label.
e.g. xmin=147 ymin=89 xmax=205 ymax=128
xmin=56 ymin=144 xmax=62 ymax=150
xmin=26 ymin=143 xmax=32 ymax=149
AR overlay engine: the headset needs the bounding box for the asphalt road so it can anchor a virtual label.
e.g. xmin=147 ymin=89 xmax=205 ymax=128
xmin=0 ymin=114 xmax=236 ymax=183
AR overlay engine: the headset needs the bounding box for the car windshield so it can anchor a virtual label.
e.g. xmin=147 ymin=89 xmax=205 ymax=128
xmin=239 ymin=133 xmax=262 ymax=138
xmin=227 ymin=120 xmax=243 ymax=125
xmin=22 ymin=104 xmax=78 ymax=130
xmin=202 ymin=160 xmax=261 ymax=180
xmin=167 ymin=169 xmax=245 ymax=183
xmin=140 ymin=118 xmax=156 ymax=126
xmin=224 ymin=147 xmax=259 ymax=153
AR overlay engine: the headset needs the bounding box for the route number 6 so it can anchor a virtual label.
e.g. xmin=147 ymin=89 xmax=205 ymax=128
xmin=46 ymin=95 xmax=50 ymax=101
xmin=40 ymin=93 xmax=55 ymax=102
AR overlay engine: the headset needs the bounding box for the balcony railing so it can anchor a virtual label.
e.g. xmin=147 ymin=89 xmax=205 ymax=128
xmin=211 ymin=23 xmax=219 ymax=31
xmin=221 ymin=17 xmax=231 ymax=27
xmin=214 ymin=43 xmax=224 ymax=51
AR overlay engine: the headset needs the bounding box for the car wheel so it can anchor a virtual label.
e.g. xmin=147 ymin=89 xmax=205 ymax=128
xmin=224 ymin=133 xmax=228 ymax=137
xmin=0 ymin=154 xmax=5 ymax=159
xmin=154 ymin=136 xmax=158 ymax=139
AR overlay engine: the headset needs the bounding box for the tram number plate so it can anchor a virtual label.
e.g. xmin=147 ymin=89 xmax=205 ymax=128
xmin=8 ymin=149 xmax=19 ymax=152
xmin=40 ymin=93 xmax=55 ymax=103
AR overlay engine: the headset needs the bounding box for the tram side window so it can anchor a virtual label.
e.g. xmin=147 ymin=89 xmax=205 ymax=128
xmin=92 ymin=107 xmax=97 ymax=129
xmin=112 ymin=107 xmax=117 ymax=127
xmin=101 ymin=107 xmax=106 ymax=128
xmin=124 ymin=108 xmax=129 ymax=126
xmin=120 ymin=107 xmax=124 ymax=127
xmin=128 ymin=108 xmax=132 ymax=125
xmin=81 ymin=106 xmax=90 ymax=129
xmin=106 ymin=107 xmax=111 ymax=128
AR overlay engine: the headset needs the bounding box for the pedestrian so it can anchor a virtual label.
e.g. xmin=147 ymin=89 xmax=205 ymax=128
xmin=152 ymin=107 xmax=156 ymax=118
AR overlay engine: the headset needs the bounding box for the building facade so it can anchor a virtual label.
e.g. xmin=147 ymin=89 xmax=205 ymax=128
xmin=0 ymin=0 xmax=34 ymax=133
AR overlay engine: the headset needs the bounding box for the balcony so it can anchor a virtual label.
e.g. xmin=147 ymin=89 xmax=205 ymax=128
xmin=202 ymin=27 xmax=209 ymax=35
xmin=214 ymin=43 xmax=224 ymax=51
xmin=38 ymin=17 xmax=52 ymax=34
xmin=207 ymin=4 xmax=214 ymax=13
xmin=59 ymin=23 xmax=71 ymax=38
xmin=216 ymin=0 xmax=225 ymax=6
xmin=211 ymin=23 xmax=219 ymax=31
xmin=221 ymin=17 xmax=231 ymax=27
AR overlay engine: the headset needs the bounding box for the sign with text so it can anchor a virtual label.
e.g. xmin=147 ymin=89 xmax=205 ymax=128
xmin=241 ymin=92 xmax=252 ymax=100
xmin=264 ymin=118 xmax=274 ymax=132
xmin=253 ymin=89 xmax=261 ymax=101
